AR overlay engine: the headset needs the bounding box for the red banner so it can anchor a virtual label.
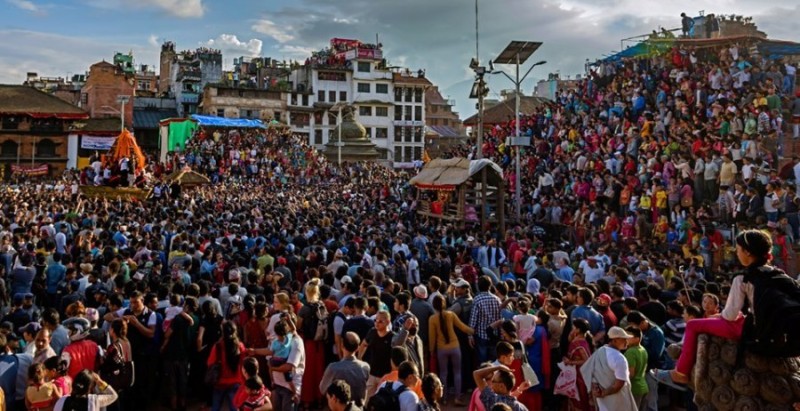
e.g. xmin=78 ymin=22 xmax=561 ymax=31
xmin=11 ymin=164 xmax=49 ymax=176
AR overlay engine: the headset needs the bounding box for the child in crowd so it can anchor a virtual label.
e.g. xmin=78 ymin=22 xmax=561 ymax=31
xmin=269 ymin=320 xmax=295 ymax=393
xmin=513 ymin=298 xmax=537 ymax=343
xmin=25 ymin=362 xmax=60 ymax=411
xmin=240 ymin=376 xmax=270 ymax=411
xmin=163 ymin=294 xmax=194 ymax=332
xmin=43 ymin=356 xmax=71 ymax=396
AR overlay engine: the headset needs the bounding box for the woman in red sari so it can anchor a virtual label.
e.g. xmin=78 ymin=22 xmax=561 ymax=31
xmin=296 ymin=279 xmax=325 ymax=409
xmin=243 ymin=302 xmax=270 ymax=383
xmin=564 ymin=319 xmax=594 ymax=411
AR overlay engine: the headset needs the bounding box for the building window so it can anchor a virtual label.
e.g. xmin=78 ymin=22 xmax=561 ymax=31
xmin=329 ymin=90 xmax=336 ymax=102
xmin=274 ymin=111 xmax=281 ymax=121
xmin=414 ymin=106 xmax=423 ymax=122
xmin=376 ymin=84 xmax=388 ymax=94
xmin=414 ymin=127 xmax=423 ymax=143
xmin=36 ymin=139 xmax=56 ymax=157
xmin=394 ymin=148 xmax=403 ymax=163
xmin=359 ymin=106 xmax=372 ymax=117
xmin=363 ymin=127 xmax=372 ymax=139
xmin=394 ymin=127 xmax=404 ymax=142
xmin=302 ymin=95 xmax=309 ymax=106
xmin=339 ymin=91 xmax=347 ymax=101
xmin=317 ymin=90 xmax=325 ymax=102
xmin=405 ymin=89 xmax=412 ymax=102
xmin=314 ymin=130 xmax=323 ymax=145
xmin=414 ymin=147 xmax=422 ymax=161
xmin=1 ymin=117 xmax=18 ymax=130
xmin=404 ymin=146 xmax=413 ymax=162
xmin=415 ymin=89 xmax=423 ymax=103
xmin=1 ymin=140 xmax=18 ymax=157
xmin=394 ymin=88 xmax=403 ymax=102
xmin=376 ymin=127 xmax=388 ymax=139
xmin=404 ymin=106 xmax=412 ymax=121
xmin=376 ymin=107 xmax=389 ymax=117
xmin=394 ymin=106 xmax=402 ymax=121
xmin=217 ymin=109 xmax=225 ymax=117
xmin=357 ymin=62 xmax=371 ymax=72
xmin=357 ymin=83 xmax=370 ymax=93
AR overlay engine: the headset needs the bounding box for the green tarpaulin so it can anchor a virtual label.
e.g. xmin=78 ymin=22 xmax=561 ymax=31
xmin=168 ymin=120 xmax=196 ymax=152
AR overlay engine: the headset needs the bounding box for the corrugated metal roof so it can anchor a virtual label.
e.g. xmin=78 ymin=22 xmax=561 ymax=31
xmin=133 ymin=109 xmax=178 ymax=129
xmin=428 ymin=125 xmax=463 ymax=138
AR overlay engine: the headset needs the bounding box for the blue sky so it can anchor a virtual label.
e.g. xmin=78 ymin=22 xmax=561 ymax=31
xmin=1 ymin=0 xmax=798 ymax=118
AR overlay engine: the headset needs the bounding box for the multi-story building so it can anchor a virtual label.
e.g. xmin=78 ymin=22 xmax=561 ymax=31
xmin=391 ymin=71 xmax=431 ymax=166
xmin=159 ymin=42 xmax=223 ymax=117
xmin=134 ymin=64 xmax=159 ymax=97
xmin=80 ymin=61 xmax=135 ymax=129
xmin=287 ymin=50 xmax=353 ymax=145
xmin=201 ymin=85 xmax=285 ymax=122
xmin=24 ymin=72 xmax=85 ymax=107
xmin=285 ymin=38 xmax=434 ymax=166
xmin=0 ymin=85 xmax=89 ymax=177
xmin=424 ymin=85 xmax=466 ymax=157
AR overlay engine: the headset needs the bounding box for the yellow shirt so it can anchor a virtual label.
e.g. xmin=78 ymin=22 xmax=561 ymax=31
xmin=655 ymin=191 xmax=667 ymax=209
xmin=428 ymin=311 xmax=474 ymax=351
xmin=639 ymin=195 xmax=652 ymax=209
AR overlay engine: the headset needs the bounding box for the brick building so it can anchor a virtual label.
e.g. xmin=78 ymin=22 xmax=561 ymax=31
xmin=81 ymin=61 xmax=135 ymax=129
xmin=0 ymin=85 xmax=89 ymax=177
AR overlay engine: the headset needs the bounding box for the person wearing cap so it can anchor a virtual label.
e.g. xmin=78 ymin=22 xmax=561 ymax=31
xmin=0 ymin=332 xmax=33 ymax=409
xmin=579 ymin=326 xmax=638 ymax=410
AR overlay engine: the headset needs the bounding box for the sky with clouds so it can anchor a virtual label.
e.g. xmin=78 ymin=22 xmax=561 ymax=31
xmin=1 ymin=0 xmax=798 ymax=118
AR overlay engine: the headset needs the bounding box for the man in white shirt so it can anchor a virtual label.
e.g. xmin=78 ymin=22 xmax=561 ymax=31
xmin=376 ymin=361 xmax=420 ymax=411
xmin=581 ymin=327 xmax=638 ymax=411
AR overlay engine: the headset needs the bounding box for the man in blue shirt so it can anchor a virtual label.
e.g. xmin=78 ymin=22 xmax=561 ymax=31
xmin=45 ymin=253 xmax=66 ymax=306
xmin=570 ymin=288 xmax=606 ymax=344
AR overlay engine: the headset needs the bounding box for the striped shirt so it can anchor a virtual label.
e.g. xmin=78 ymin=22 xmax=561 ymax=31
xmin=470 ymin=292 xmax=501 ymax=340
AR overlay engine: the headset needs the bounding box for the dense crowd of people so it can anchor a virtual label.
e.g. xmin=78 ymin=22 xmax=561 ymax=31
xmin=1 ymin=20 xmax=800 ymax=411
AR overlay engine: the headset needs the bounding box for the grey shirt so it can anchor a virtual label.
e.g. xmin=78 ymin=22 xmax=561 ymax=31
xmin=319 ymin=356 xmax=371 ymax=405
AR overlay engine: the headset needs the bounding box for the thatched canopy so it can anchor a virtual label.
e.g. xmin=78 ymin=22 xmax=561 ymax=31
xmin=166 ymin=168 xmax=211 ymax=186
xmin=409 ymin=158 xmax=504 ymax=191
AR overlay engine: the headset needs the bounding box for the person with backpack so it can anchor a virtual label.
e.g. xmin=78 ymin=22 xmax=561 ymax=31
xmin=369 ymin=361 xmax=420 ymax=411
xmin=0 ymin=332 xmax=32 ymax=411
xmin=297 ymin=278 xmax=326 ymax=410
xmin=652 ymin=229 xmax=800 ymax=386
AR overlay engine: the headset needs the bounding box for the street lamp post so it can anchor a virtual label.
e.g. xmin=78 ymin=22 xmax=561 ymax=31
xmin=117 ymin=95 xmax=130 ymax=132
xmin=492 ymin=41 xmax=546 ymax=221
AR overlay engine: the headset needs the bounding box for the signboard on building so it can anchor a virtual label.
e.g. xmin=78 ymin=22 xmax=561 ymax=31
xmin=345 ymin=48 xmax=383 ymax=60
xmin=11 ymin=164 xmax=48 ymax=176
xmin=81 ymin=136 xmax=117 ymax=150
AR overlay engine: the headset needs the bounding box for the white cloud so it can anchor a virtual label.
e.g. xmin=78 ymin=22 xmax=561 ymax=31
xmin=202 ymin=34 xmax=263 ymax=58
xmin=148 ymin=35 xmax=159 ymax=48
xmin=140 ymin=0 xmax=204 ymax=18
xmin=276 ymin=45 xmax=316 ymax=58
xmin=251 ymin=19 xmax=295 ymax=43
xmin=7 ymin=0 xmax=39 ymax=12
xmin=0 ymin=30 xmax=159 ymax=85
xmin=83 ymin=0 xmax=204 ymax=18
